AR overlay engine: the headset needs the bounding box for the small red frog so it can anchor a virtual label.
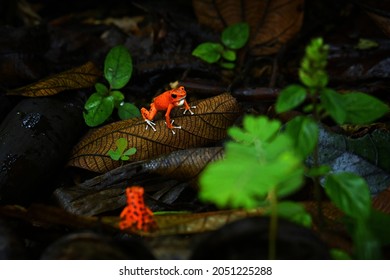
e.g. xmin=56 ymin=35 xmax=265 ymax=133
xmin=119 ymin=186 xmax=157 ymax=232
xmin=141 ymin=86 xmax=195 ymax=134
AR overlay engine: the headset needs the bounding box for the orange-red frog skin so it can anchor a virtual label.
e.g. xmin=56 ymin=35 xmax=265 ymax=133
xmin=119 ymin=186 xmax=157 ymax=232
xmin=141 ymin=86 xmax=196 ymax=134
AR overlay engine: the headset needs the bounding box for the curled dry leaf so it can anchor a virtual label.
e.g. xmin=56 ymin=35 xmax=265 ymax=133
xmin=192 ymin=0 xmax=304 ymax=56
xmin=7 ymin=61 xmax=101 ymax=97
xmin=68 ymin=93 xmax=240 ymax=173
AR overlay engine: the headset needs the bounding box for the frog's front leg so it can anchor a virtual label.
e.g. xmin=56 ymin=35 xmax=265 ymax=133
xmin=141 ymin=104 xmax=157 ymax=131
xmin=165 ymin=105 xmax=181 ymax=134
xmin=182 ymin=100 xmax=196 ymax=115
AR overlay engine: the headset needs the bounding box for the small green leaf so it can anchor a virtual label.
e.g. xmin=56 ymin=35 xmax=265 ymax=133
xmin=221 ymin=22 xmax=250 ymax=50
xmin=275 ymin=84 xmax=307 ymax=113
xmin=341 ymin=92 xmax=389 ymax=124
xmin=330 ymin=249 xmax=352 ymax=260
xmin=107 ymin=150 xmax=121 ymax=161
xmin=220 ymin=62 xmax=235 ymax=69
xmin=320 ymin=88 xmax=347 ymax=124
xmin=285 ymin=116 xmax=318 ymax=158
xmin=118 ymin=102 xmax=141 ymax=120
xmin=325 ymin=172 xmax=371 ymax=220
xmin=355 ymin=38 xmax=378 ymax=50
xmin=222 ymin=50 xmax=236 ymax=61
xmin=123 ymin=147 xmax=137 ymax=156
xmin=111 ymin=90 xmax=124 ymax=102
xmin=95 ymin=83 xmax=109 ymax=96
xmin=192 ymin=42 xmax=223 ymax=63
xmin=83 ymin=93 xmax=114 ymax=127
xmin=104 ymin=45 xmax=133 ymax=89
xmin=115 ymin=137 xmax=127 ymax=154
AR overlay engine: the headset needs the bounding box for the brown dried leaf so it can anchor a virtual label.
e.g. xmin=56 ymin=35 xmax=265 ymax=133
xmin=68 ymin=93 xmax=240 ymax=173
xmin=7 ymin=61 xmax=101 ymax=97
xmin=192 ymin=0 xmax=304 ymax=56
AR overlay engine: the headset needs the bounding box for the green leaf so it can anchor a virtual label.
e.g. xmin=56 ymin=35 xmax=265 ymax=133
xmin=83 ymin=93 xmax=114 ymax=127
xmin=118 ymin=102 xmax=141 ymax=120
xmin=115 ymin=137 xmax=127 ymax=154
xmin=275 ymin=84 xmax=307 ymax=113
xmin=200 ymin=116 xmax=304 ymax=209
xmin=111 ymin=90 xmax=124 ymax=102
xmin=104 ymin=45 xmax=133 ymax=89
xmin=222 ymin=50 xmax=236 ymax=61
xmin=95 ymin=82 xmax=109 ymax=96
xmin=266 ymin=201 xmax=312 ymax=228
xmin=285 ymin=116 xmax=318 ymax=158
xmin=107 ymin=150 xmax=121 ymax=161
xmin=299 ymin=68 xmax=328 ymax=89
xmin=325 ymin=172 xmax=371 ymax=220
xmin=341 ymin=92 xmax=389 ymax=124
xmin=192 ymin=42 xmax=223 ymax=63
xmin=330 ymin=249 xmax=352 ymax=260
xmin=123 ymin=147 xmax=137 ymax=156
xmin=355 ymin=38 xmax=378 ymax=50
xmin=320 ymin=88 xmax=347 ymax=124
xmin=220 ymin=62 xmax=235 ymax=69
xmin=221 ymin=22 xmax=250 ymax=50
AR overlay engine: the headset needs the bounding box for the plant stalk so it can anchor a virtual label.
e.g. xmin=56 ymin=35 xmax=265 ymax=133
xmin=268 ymin=188 xmax=278 ymax=260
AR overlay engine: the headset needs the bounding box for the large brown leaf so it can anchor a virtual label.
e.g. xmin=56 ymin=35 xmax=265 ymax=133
xmin=7 ymin=61 xmax=101 ymax=97
xmin=192 ymin=0 xmax=304 ymax=56
xmin=68 ymin=93 xmax=240 ymax=173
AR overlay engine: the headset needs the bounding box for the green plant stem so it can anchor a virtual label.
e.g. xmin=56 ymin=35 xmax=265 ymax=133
xmin=311 ymin=91 xmax=324 ymax=228
xmin=268 ymin=188 xmax=278 ymax=260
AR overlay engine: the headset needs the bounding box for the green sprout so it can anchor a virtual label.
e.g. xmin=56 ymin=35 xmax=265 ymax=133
xmin=107 ymin=138 xmax=136 ymax=161
xmin=192 ymin=22 xmax=249 ymax=69
xmin=83 ymin=45 xmax=140 ymax=127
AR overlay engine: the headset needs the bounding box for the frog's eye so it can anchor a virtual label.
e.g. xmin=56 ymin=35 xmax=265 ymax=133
xmin=179 ymin=86 xmax=184 ymax=90
xmin=171 ymin=94 xmax=177 ymax=99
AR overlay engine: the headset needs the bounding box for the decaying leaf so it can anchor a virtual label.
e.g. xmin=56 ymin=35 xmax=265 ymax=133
xmin=192 ymin=0 xmax=304 ymax=56
xmin=68 ymin=93 xmax=240 ymax=173
xmin=55 ymin=147 xmax=224 ymax=216
xmin=7 ymin=61 xmax=101 ymax=97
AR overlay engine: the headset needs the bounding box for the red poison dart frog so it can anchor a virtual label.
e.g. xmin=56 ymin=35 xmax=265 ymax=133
xmin=119 ymin=186 xmax=157 ymax=232
xmin=141 ymin=86 xmax=196 ymax=134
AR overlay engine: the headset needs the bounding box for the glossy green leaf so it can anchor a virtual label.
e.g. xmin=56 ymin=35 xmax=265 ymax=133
xmin=95 ymin=82 xmax=109 ymax=96
xmin=275 ymin=84 xmax=307 ymax=113
xmin=320 ymin=88 xmax=347 ymax=124
xmin=285 ymin=116 xmax=318 ymax=158
xmin=341 ymin=92 xmax=389 ymax=124
xmin=121 ymin=147 xmax=137 ymax=160
xmin=111 ymin=90 xmax=124 ymax=102
xmin=221 ymin=22 xmax=250 ymax=50
xmin=83 ymin=93 xmax=114 ymax=127
xmin=192 ymin=42 xmax=223 ymax=63
xmin=220 ymin=62 xmax=235 ymax=69
xmin=325 ymin=172 xmax=371 ymax=220
xmin=104 ymin=45 xmax=133 ymax=89
xmin=117 ymin=102 xmax=141 ymax=120
xmin=222 ymin=50 xmax=236 ymax=61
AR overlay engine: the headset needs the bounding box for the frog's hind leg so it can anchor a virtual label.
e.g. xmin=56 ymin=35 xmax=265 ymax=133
xmin=141 ymin=104 xmax=157 ymax=131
